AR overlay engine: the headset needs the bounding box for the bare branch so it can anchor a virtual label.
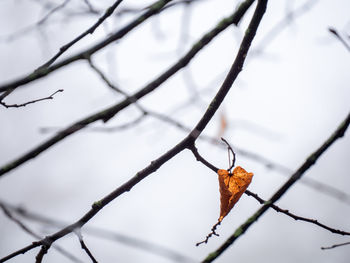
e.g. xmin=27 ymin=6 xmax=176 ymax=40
xmin=0 ymin=89 xmax=63 ymax=108
xmin=196 ymin=221 xmax=221 ymax=246
xmin=35 ymin=240 xmax=51 ymax=263
xmin=245 ymin=190 xmax=350 ymax=236
xmin=189 ymin=144 xmax=218 ymax=172
xmin=0 ymin=0 xmax=70 ymax=42
xmin=220 ymin=137 xmax=236 ymax=171
xmin=75 ymin=230 xmax=98 ymax=263
xmin=321 ymin=241 xmax=350 ymax=250
xmin=0 ymin=203 xmax=39 ymax=238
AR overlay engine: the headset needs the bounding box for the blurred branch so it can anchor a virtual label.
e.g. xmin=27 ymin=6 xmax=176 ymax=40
xmin=0 ymin=89 xmax=63 ymax=108
xmin=0 ymin=0 xmax=173 ymax=93
xmin=0 ymin=203 xmax=40 ymax=238
xmin=252 ymin=0 xmax=319 ymax=55
xmin=0 ymin=202 xmax=82 ymax=262
xmin=63 ymin=0 xmax=205 ymax=22
xmin=0 ymin=0 xmax=70 ymax=42
xmin=0 ymin=0 xmax=255 ymax=177
xmin=81 ymin=0 xmax=98 ymax=13
xmin=0 ymin=200 xmax=194 ymax=262
xmin=202 ymin=111 xmax=350 ymax=262
xmin=321 ymin=241 xmax=350 ymax=250
xmin=0 ymin=0 xmax=265 ymax=261
xmin=36 ymin=0 xmax=124 ymax=71
xmin=328 ymin=27 xmax=350 ymax=52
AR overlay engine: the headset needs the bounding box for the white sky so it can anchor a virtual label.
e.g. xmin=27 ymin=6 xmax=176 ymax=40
xmin=0 ymin=0 xmax=349 ymax=262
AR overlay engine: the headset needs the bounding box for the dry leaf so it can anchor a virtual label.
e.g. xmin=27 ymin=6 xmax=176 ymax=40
xmin=218 ymin=166 xmax=253 ymax=222
xmin=196 ymin=165 xmax=254 ymax=246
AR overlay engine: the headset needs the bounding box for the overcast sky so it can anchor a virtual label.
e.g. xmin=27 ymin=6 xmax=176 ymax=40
xmin=0 ymin=0 xmax=349 ymax=262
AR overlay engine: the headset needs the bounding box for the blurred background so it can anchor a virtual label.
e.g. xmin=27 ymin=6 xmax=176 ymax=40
xmin=0 ymin=0 xmax=349 ymax=262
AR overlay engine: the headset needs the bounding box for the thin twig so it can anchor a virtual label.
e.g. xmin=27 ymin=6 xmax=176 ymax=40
xmin=245 ymin=190 xmax=350 ymax=236
xmin=0 ymin=89 xmax=63 ymax=108
xmin=220 ymin=137 xmax=235 ymax=171
xmin=196 ymin=222 xmax=221 ymax=246
xmin=75 ymin=230 xmax=98 ymax=263
xmin=189 ymin=145 xmax=218 ymax=172
xmin=321 ymin=241 xmax=350 ymax=250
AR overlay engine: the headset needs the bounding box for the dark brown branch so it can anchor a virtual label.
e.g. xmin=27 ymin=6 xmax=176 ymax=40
xmin=196 ymin=221 xmax=221 ymax=246
xmin=35 ymin=239 xmax=52 ymax=263
xmin=87 ymin=59 xmax=126 ymax=96
xmin=0 ymin=0 xmax=172 ymax=93
xmin=321 ymin=241 xmax=350 ymax=250
xmin=245 ymin=190 xmax=350 ymax=236
xmin=189 ymin=145 xmax=218 ymax=172
xmin=0 ymin=0 xmax=260 ymax=260
xmin=0 ymin=243 xmax=40 ymax=263
xmin=76 ymin=231 xmax=98 ymax=263
xmin=0 ymin=0 xmax=255 ymax=177
xmin=0 ymin=89 xmax=63 ymax=108
xmin=202 ymin=110 xmax=350 ymax=262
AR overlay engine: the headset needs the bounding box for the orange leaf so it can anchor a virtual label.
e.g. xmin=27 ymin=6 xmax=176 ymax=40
xmin=218 ymin=166 xmax=253 ymax=222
